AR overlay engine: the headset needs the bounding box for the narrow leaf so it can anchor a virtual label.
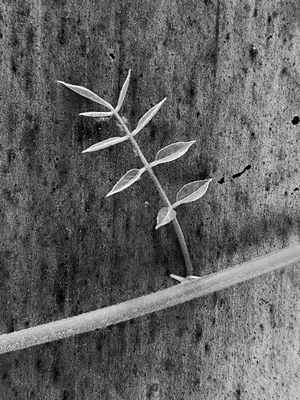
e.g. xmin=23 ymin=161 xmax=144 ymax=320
xmin=57 ymin=81 xmax=113 ymax=110
xmin=155 ymin=207 xmax=177 ymax=229
xmin=151 ymin=140 xmax=196 ymax=167
xmin=79 ymin=111 xmax=114 ymax=118
xmin=116 ymin=70 xmax=131 ymax=112
xmin=173 ymin=179 xmax=212 ymax=207
xmin=132 ymin=98 xmax=167 ymax=136
xmin=82 ymin=136 xmax=128 ymax=153
xmin=106 ymin=168 xmax=146 ymax=197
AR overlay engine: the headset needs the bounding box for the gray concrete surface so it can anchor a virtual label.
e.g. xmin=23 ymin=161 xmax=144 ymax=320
xmin=0 ymin=0 xmax=299 ymax=399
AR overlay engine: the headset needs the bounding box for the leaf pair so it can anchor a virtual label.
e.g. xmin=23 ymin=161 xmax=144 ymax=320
xmin=57 ymin=70 xmax=131 ymax=113
xmin=58 ymin=71 xmax=168 ymax=154
xmin=106 ymin=140 xmax=196 ymax=197
xmin=156 ymin=179 xmax=212 ymax=229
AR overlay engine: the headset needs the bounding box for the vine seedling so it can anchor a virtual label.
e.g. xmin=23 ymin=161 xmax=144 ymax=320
xmin=57 ymin=70 xmax=212 ymax=280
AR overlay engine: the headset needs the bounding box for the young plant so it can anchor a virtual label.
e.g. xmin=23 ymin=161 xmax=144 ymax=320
xmin=57 ymin=71 xmax=212 ymax=278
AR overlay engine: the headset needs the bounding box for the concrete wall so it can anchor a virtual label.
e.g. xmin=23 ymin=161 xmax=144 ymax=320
xmin=0 ymin=0 xmax=299 ymax=398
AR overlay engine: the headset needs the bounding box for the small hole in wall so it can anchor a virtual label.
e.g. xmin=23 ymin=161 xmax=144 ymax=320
xmin=291 ymin=116 xmax=299 ymax=125
xmin=109 ymin=52 xmax=115 ymax=60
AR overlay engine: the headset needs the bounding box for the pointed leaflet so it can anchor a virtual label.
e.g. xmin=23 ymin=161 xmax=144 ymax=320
xmin=115 ymin=70 xmax=131 ymax=112
xmin=82 ymin=137 xmax=129 ymax=153
xmin=151 ymin=141 xmax=196 ymax=167
xmin=79 ymin=111 xmax=114 ymax=118
xmin=132 ymin=98 xmax=167 ymax=136
xmin=57 ymin=81 xmax=113 ymax=110
xmin=155 ymin=207 xmax=177 ymax=229
xmin=106 ymin=168 xmax=146 ymax=197
xmin=173 ymin=179 xmax=212 ymax=207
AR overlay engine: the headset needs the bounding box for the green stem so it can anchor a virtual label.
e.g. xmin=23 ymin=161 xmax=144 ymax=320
xmin=114 ymin=112 xmax=193 ymax=276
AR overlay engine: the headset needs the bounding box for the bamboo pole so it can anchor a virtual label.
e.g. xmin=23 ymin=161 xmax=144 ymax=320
xmin=0 ymin=243 xmax=299 ymax=355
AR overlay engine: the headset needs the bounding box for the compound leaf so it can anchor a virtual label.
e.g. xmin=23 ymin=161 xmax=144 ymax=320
xmin=155 ymin=207 xmax=176 ymax=229
xmin=106 ymin=168 xmax=146 ymax=197
xmin=82 ymin=136 xmax=128 ymax=153
xmin=151 ymin=140 xmax=196 ymax=167
xmin=132 ymin=98 xmax=166 ymax=136
xmin=116 ymin=70 xmax=131 ymax=112
xmin=57 ymin=81 xmax=113 ymax=110
xmin=173 ymin=179 xmax=212 ymax=207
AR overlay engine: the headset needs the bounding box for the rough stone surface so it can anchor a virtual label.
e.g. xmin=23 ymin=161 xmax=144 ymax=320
xmin=0 ymin=0 xmax=299 ymax=399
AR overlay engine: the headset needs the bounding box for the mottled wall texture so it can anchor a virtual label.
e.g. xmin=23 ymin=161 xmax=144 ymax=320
xmin=0 ymin=0 xmax=299 ymax=399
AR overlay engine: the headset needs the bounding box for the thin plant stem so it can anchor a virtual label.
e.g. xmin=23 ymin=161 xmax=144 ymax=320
xmin=114 ymin=112 xmax=193 ymax=276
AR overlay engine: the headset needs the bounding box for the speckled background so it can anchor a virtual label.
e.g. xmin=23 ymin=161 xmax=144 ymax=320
xmin=0 ymin=0 xmax=299 ymax=399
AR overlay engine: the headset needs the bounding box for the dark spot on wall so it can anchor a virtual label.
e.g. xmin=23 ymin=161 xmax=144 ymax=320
xmin=204 ymin=342 xmax=210 ymax=354
xmin=269 ymin=304 xmax=276 ymax=329
xmin=84 ymin=189 xmax=95 ymax=212
xmin=58 ymin=16 xmax=68 ymax=45
xmin=7 ymin=319 xmax=15 ymax=333
xmin=10 ymin=55 xmax=17 ymax=74
xmin=189 ymin=84 xmax=196 ymax=99
xmin=195 ymin=323 xmax=203 ymax=343
xmin=6 ymin=149 xmax=16 ymax=165
xmin=281 ymin=67 xmax=288 ymax=75
xmin=232 ymin=165 xmax=251 ymax=179
xmin=148 ymin=313 xmax=159 ymax=343
xmin=109 ymin=52 xmax=115 ymax=60
xmin=259 ymin=323 xmax=264 ymax=331
xmin=196 ymin=222 xmax=203 ymax=237
xmin=2 ymin=372 xmax=8 ymax=381
xmin=253 ymin=8 xmax=258 ymax=17
xmin=26 ymin=25 xmax=35 ymax=48
xmin=149 ymin=124 xmax=156 ymax=141
xmin=54 ymin=263 xmax=68 ymax=312
xmin=35 ymin=358 xmax=42 ymax=372
xmin=218 ymin=176 xmax=225 ymax=184
xmin=235 ymin=387 xmax=241 ymax=400
xmin=293 ymin=187 xmax=299 ymax=192
xmin=212 ymin=292 xmax=218 ymax=307
xmin=218 ymin=298 xmax=225 ymax=308
xmin=51 ymin=363 xmax=60 ymax=383
xmin=291 ymin=116 xmax=299 ymax=125
xmin=62 ymin=389 xmax=74 ymax=400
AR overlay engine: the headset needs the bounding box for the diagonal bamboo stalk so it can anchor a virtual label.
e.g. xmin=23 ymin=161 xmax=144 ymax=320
xmin=0 ymin=243 xmax=299 ymax=355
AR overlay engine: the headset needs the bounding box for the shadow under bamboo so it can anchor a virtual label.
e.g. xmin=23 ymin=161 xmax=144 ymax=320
xmin=0 ymin=243 xmax=299 ymax=355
